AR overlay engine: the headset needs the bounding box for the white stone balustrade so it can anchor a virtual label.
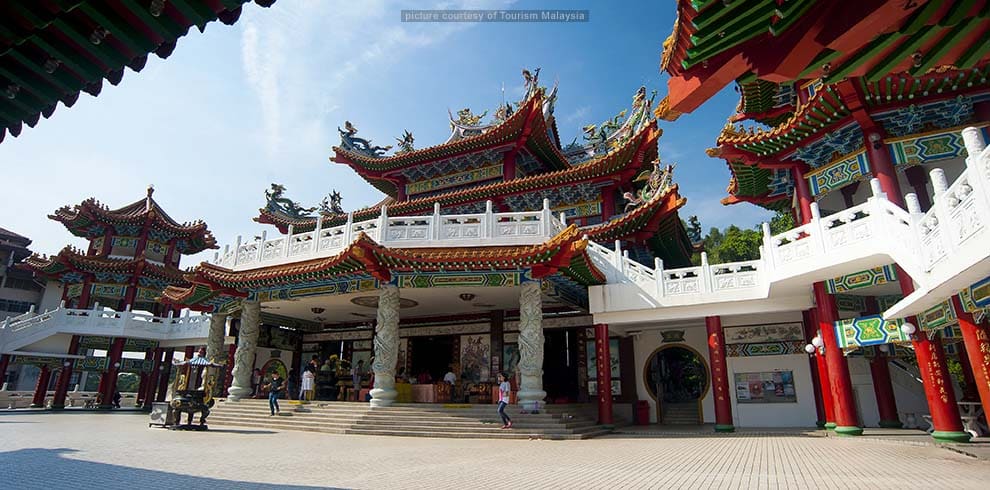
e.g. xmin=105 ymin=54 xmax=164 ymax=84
xmin=213 ymin=199 xmax=562 ymax=271
xmin=589 ymin=126 xmax=990 ymax=322
xmin=0 ymin=302 xmax=214 ymax=354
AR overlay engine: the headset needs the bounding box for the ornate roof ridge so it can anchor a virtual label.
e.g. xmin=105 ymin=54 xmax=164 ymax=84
xmin=21 ymin=245 xmax=188 ymax=283
xmin=257 ymin=121 xmax=661 ymax=233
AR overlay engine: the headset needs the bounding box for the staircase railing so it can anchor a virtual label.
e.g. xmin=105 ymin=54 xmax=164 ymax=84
xmin=587 ymin=126 xmax=990 ymax=318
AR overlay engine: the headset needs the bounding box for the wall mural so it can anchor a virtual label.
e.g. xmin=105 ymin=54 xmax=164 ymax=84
xmin=502 ymin=344 xmax=520 ymax=379
xmin=723 ymin=323 xmax=804 ymax=344
xmin=734 ymin=371 xmax=796 ymax=404
xmin=460 ymin=334 xmax=491 ymax=383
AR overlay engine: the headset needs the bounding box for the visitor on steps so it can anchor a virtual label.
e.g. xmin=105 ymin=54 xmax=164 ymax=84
xmin=350 ymin=359 xmax=365 ymax=401
xmin=497 ymin=372 xmax=512 ymax=429
xmin=266 ymin=371 xmax=285 ymax=416
xmin=251 ymin=368 xmax=262 ymax=398
xmin=300 ymin=365 xmax=315 ymax=401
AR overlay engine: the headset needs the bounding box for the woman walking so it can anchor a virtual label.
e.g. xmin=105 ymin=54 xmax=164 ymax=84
xmin=496 ymin=372 xmax=512 ymax=429
xmin=300 ymin=365 xmax=315 ymax=401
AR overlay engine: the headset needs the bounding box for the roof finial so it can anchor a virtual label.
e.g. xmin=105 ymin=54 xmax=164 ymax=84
xmin=146 ymin=184 xmax=154 ymax=210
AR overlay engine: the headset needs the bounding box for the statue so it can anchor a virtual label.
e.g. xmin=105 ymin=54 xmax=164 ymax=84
xmin=452 ymin=108 xmax=487 ymax=127
xmin=338 ymin=120 xmax=392 ymax=157
xmin=522 ymin=67 xmax=541 ymax=98
xmin=265 ymin=183 xmax=317 ymax=219
xmin=492 ymin=102 xmax=514 ymax=123
xmin=319 ymin=189 xmax=344 ymax=215
xmin=395 ymin=130 xmax=415 ymax=153
xmin=623 ymin=160 xmax=675 ymax=211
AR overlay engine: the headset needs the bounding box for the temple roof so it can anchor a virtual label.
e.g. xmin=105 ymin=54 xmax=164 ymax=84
xmin=332 ymin=89 xmax=572 ymax=196
xmin=0 ymin=0 xmax=276 ymax=143
xmin=22 ymin=245 xmax=187 ymax=284
xmin=52 ymin=187 xmax=217 ymax=254
xmin=658 ymin=1 xmax=990 ymax=117
xmin=162 ymin=225 xmax=606 ymax=313
xmin=258 ymin=122 xmax=663 ymax=233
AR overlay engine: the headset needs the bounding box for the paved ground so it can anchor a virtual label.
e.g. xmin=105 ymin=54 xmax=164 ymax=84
xmin=2 ymin=412 xmax=990 ymax=489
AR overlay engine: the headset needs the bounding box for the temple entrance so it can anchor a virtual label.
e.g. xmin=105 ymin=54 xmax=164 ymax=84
xmin=543 ymin=328 xmax=579 ymax=403
xmin=410 ymin=336 xmax=454 ymax=383
xmin=645 ymin=345 xmax=709 ymax=424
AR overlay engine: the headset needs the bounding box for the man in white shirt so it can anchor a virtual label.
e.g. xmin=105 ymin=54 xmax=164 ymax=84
xmin=443 ymin=366 xmax=457 ymax=385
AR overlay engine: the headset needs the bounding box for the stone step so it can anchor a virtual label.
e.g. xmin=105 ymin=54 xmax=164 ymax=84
xmin=215 ymin=406 xmax=572 ymax=421
xmin=206 ymin=418 xmax=608 ymax=440
xmin=210 ymin=412 xmax=593 ymax=431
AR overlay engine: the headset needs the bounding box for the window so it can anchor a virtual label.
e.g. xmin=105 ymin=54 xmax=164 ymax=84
xmin=0 ymin=299 xmax=35 ymax=314
xmin=3 ymin=277 xmax=42 ymax=292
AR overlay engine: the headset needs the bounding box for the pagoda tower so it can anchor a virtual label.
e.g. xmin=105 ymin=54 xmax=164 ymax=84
xmin=20 ymin=187 xmax=216 ymax=409
xmin=23 ymin=186 xmax=217 ymax=314
xmin=164 ymin=71 xmax=692 ymax=417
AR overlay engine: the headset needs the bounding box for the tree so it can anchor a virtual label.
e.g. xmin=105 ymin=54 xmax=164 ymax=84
xmin=769 ymin=209 xmax=795 ymax=234
xmin=712 ymin=226 xmax=762 ymax=263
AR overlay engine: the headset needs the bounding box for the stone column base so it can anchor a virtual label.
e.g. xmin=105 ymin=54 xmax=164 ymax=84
xmin=369 ymin=388 xmax=396 ymax=407
xmin=227 ymin=386 xmax=251 ymax=402
xmin=517 ymin=389 xmax=546 ymax=412
xmin=824 ymin=422 xmax=837 ymax=430
xmin=715 ymin=424 xmax=735 ymax=433
xmin=815 ymin=420 xmax=826 ymax=429
xmin=833 ymin=425 xmax=863 ymax=436
xmin=932 ymin=430 xmax=972 ymax=443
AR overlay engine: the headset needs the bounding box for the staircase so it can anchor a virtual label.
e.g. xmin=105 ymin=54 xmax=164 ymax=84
xmin=661 ymin=402 xmax=699 ymax=425
xmin=206 ymin=400 xmax=612 ymax=440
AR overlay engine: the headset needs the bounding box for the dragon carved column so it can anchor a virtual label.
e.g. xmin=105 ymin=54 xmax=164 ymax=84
xmin=516 ymin=280 xmax=546 ymax=411
xmin=370 ymin=284 xmax=400 ymax=407
xmin=206 ymin=313 xmax=228 ymax=364
xmin=227 ymin=300 xmax=260 ymax=402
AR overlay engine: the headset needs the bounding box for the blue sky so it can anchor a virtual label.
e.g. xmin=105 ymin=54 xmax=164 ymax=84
xmin=0 ymin=0 xmax=772 ymax=265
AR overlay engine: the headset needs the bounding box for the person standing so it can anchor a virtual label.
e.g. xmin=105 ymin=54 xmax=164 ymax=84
xmin=496 ymin=372 xmax=512 ymax=429
xmin=267 ymin=371 xmax=285 ymax=416
xmin=300 ymin=366 xmax=315 ymax=401
xmin=350 ymin=359 xmax=365 ymax=401
xmin=251 ymin=368 xmax=262 ymax=398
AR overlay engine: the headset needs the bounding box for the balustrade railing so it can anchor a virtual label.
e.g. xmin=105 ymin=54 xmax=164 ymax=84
xmin=213 ymin=199 xmax=563 ymax=271
xmin=588 ymin=126 xmax=990 ymax=310
xmin=0 ymin=302 xmax=213 ymax=353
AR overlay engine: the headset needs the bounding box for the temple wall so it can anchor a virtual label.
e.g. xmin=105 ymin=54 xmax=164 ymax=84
xmin=727 ymin=353 xmax=816 ymax=427
xmin=631 ymin=322 xmax=714 ymax=424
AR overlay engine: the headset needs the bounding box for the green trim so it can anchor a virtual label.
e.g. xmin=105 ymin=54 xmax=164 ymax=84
xmin=931 ymin=431 xmax=972 ymax=443
xmin=824 ymin=422 xmax=837 ymax=430
xmin=816 ymin=420 xmax=826 ymax=429
xmin=714 ymin=424 xmax=735 ymax=433
xmin=833 ymin=425 xmax=864 ymax=436
xmin=878 ymin=419 xmax=903 ymax=429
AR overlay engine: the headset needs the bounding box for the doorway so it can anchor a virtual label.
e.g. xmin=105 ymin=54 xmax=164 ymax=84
xmin=644 ymin=345 xmax=709 ymax=424
xmin=543 ymin=328 xmax=579 ymax=403
xmin=410 ymin=336 xmax=454 ymax=382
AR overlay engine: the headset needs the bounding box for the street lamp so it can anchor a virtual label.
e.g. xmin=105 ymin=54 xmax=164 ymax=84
xmin=804 ymin=344 xmax=816 ymax=354
xmin=900 ymin=322 xmax=916 ymax=336
xmin=811 ymin=336 xmax=823 ymax=348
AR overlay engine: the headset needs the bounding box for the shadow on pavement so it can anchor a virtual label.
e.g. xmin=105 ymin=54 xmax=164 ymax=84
xmin=204 ymin=428 xmax=278 ymax=435
xmin=0 ymin=448 xmax=341 ymax=489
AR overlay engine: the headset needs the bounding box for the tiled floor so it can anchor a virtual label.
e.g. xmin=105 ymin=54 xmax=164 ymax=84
xmin=2 ymin=412 xmax=989 ymax=489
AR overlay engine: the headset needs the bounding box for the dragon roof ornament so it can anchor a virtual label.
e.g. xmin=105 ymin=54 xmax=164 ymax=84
xmin=338 ymin=121 xmax=392 ymax=158
xmin=264 ymin=184 xmax=317 ymax=220
xmin=622 ymin=159 xmax=675 ymax=211
xmin=582 ymin=86 xmax=656 ymax=156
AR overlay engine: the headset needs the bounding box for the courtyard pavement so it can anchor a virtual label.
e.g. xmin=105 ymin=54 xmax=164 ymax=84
xmin=2 ymin=412 xmax=990 ymax=489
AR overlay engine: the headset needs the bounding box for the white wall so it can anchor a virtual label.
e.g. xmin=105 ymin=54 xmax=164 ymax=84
xmin=727 ymin=354 xmax=817 ymax=427
xmin=39 ymin=281 xmax=63 ymax=312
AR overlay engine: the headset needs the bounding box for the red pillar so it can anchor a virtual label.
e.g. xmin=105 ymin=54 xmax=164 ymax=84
xmin=30 ymin=365 xmax=51 ymax=408
xmin=705 ymin=316 xmax=734 ymax=432
xmin=813 ymin=282 xmax=862 ymax=435
xmin=801 ymin=309 xmax=827 ymax=428
xmin=0 ymin=354 xmax=10 ymax=387
xmin=99 ymin=338 xmax=125 ymax=409
xmin=142 ymin=348 xmax=163 ymax=410
xmin=135 ymin=349 xmax=154 ymax=406
xmin=956 ymin=346 xmax=981 ymax=402
xmin=792 ymin=165 xmax=813 ymax=225
xmin=912 ymin=331 xmax=970 ymax=442
xmin=952 ymin=296 xmax=990 ymax=424
xmin=864 ymin=127 xmax=905 ymax=207
xmin=868 ymin=350 xmax=902 ymax=427
xmin=51 ymin=335 xmax=81 ymax=410
xmin=594 ymin=323 xmax=613 ymax=425
xmin=156 ymin=348 xmax=175 ymax=402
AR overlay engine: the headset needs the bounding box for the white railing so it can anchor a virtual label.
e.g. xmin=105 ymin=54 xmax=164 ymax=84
xmin=0 ymin=302 xmax=213 ymax=354
xmin=213 ymin=199 xmax=563 ymax=271
xmin=589 ymin=126 xmax=990 ymax=318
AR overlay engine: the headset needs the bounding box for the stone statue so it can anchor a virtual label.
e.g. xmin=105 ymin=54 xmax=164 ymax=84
xmin=453 ymin=108 xmax=487 ymax=127
xmin=623 ymin=161 xmax=675 ymax=211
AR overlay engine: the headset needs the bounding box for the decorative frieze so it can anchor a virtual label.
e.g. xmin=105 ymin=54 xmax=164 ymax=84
xmin=827 ymin=265 xmax=897 ymax=293
xmin=807 ymin=151 xmax=870 ymax=197
xmin=889 ymin=125 xmax=987 ymax=166
xmin=406 ymin=163 xmax=503 ymax=196
xmin=834 ymin=315 xmax=910 ymax=350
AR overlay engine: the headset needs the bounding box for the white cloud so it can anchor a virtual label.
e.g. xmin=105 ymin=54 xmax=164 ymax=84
xmin=563 ymin=105 xmax=591 ymax=124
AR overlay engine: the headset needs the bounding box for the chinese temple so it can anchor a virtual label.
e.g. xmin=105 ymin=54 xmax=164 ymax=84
xmin=161 ymin=72 xmax=692 ymax=418
xmin=0 ymin=0 xmax=276 ymax=144
xmin=2 ymin=188 xmax=222 ymax=410
xmin=581 ymin=0 xmax=990 ymax=440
